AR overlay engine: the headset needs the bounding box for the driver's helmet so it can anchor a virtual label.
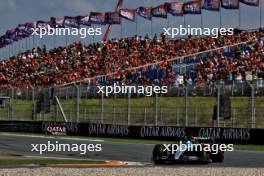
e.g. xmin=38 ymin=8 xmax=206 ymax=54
xmin=184 ymin=136 xmax=195 ymax=143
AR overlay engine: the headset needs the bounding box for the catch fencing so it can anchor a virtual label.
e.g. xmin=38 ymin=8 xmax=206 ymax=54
xmin=0 ymin=80 xmax=263 ymax=128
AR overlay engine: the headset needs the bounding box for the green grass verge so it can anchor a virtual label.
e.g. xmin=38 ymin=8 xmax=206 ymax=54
xmin=233 ymin=144 xmax=264 ymax=152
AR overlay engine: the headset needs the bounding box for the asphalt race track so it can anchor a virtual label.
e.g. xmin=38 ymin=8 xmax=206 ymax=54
xmin=0 ymin=134 xmax=263 ymax=168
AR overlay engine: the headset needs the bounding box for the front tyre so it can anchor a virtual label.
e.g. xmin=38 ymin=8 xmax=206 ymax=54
xmin=202 ymin=151 xmax=211 ymax=164
xmin=212 ymin=151 xmax=224 ymax=162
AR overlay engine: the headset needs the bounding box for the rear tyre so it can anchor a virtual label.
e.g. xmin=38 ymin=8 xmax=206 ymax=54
xmin=153 ymin=159 xmax=165 ymax=165
xmin=152 ymin=144 xmax=166 ymax=165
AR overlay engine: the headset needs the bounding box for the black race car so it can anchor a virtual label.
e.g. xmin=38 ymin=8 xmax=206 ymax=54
xmin=152 ymin=137 xmax=224 ymax=164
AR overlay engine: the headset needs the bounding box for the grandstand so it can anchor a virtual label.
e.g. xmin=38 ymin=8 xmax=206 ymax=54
xmin=0 ymin=30 xmax=263 ymax=128
xmin=0 ymin=30 xmax=263 ymax=88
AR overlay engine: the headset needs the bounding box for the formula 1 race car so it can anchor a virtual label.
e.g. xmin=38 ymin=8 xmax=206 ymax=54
xmin=152 ymin=137 xmax=224 ymax=164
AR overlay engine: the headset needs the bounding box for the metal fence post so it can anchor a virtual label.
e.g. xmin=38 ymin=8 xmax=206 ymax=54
xmin=250 ymin=84 xmax=255 ymax=128
xmin=127 ymin=93 xmax=131 ymax=125
xmin=8 ymin=97 xmax=11 ymax=121
xmin=195 ymin=107 xmax=197 ymax=127
xmin=176 ymin=107 xmax=179 ymax=126
xmin=241 ymin=83 xmax=244 ymax=96
xmin=160 ymin=107 xmax=163 ymax=125
xmin=216 ymin=85 xmax=221 ymax=127
xmin=74 ymin=84 xmax=80 ymax=123
xmin=231 ymin=81 xmax=234 ymax=96
xmin=232 ymin=108 xmax=236 ymax=128
xmin=113 ymin=105 xmax=116 ymax=125
xmin=30 ymin=85 xmax=36 ymax=121
xmin=155 ymin=93 xmax=158 ymax=126
xmin=8 ymin=88 xmax=14 ymax=121
xmin=70 ymin=109 xmax=72 ymax=122
xmin=56 ymin=105 xmax=59 ymax=121
xmin=185 ymin=86 xmax=188 ymax=127
xmin=253 ymin=108 xmax=256 ymax=128
xmin=144 ymin=106 xmax=147 ymax=125
xmin=100 ymin=93 xmax=104 ymax=124
xmin=84 ymin=108 xmax=87 ymax=121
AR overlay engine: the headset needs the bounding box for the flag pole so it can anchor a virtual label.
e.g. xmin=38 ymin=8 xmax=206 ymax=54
xmin=25 ymin=38 xmax=27 ymax=50
xmin=27 ymin=37 xmax=30 ymax=50
xmin=220 ymin=6 xmax=222 ymax=28
xmin=10 ymin=42 xmax=13 ymax=57
xmin=151 ymin=19 xmax=153 ymax=38
xmin=40 ymin=36 xmax=44 ymax=50
xmin=23 ymin=38 xmax=25 ymax=51
xmin=8 ymin=45 xmax=10 ymax=58
xmin=201 ymin=10 xmax=204 ymax=29
xmin=33 ymin=35 xmax=35 ymax=49
xmin=121 ymin=18 xmax=123 ymax=38
xmin=65 ymin=35 xmax=68 ymax=46
xmin=136 ymin=14 xmax=138 ymax=35
xmin=22 ymin=38 xmax=24 ymax=51
xmin=11 ymin=43 xmax=13 ymax=57
xmin=167 ymin=15 xmax=170 ymax=29
xmin=238 ymin=3 xmax=241 ymax=29
xmin=53 ymin=35 xmax=56 ymax=48
xmin=260 ymin=0 xmax=262 ymax=29
xmin=184 ymin=15 xmax=186 ymax=28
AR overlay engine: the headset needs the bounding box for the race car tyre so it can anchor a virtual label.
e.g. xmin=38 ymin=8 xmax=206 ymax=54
xmin=152 ymin=144 xmax=165 ymax=165
xmin=212 ymin=151 xmax=224 ymax=162
xmin=153 ymin=159 xmax=165 ymax=165
xmin=202 ymin=151 xmax=210 ymax=164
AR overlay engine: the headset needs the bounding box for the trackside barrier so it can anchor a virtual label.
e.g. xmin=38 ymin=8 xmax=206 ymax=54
xmin=0 ymin=121 xmax=263 ymax=144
